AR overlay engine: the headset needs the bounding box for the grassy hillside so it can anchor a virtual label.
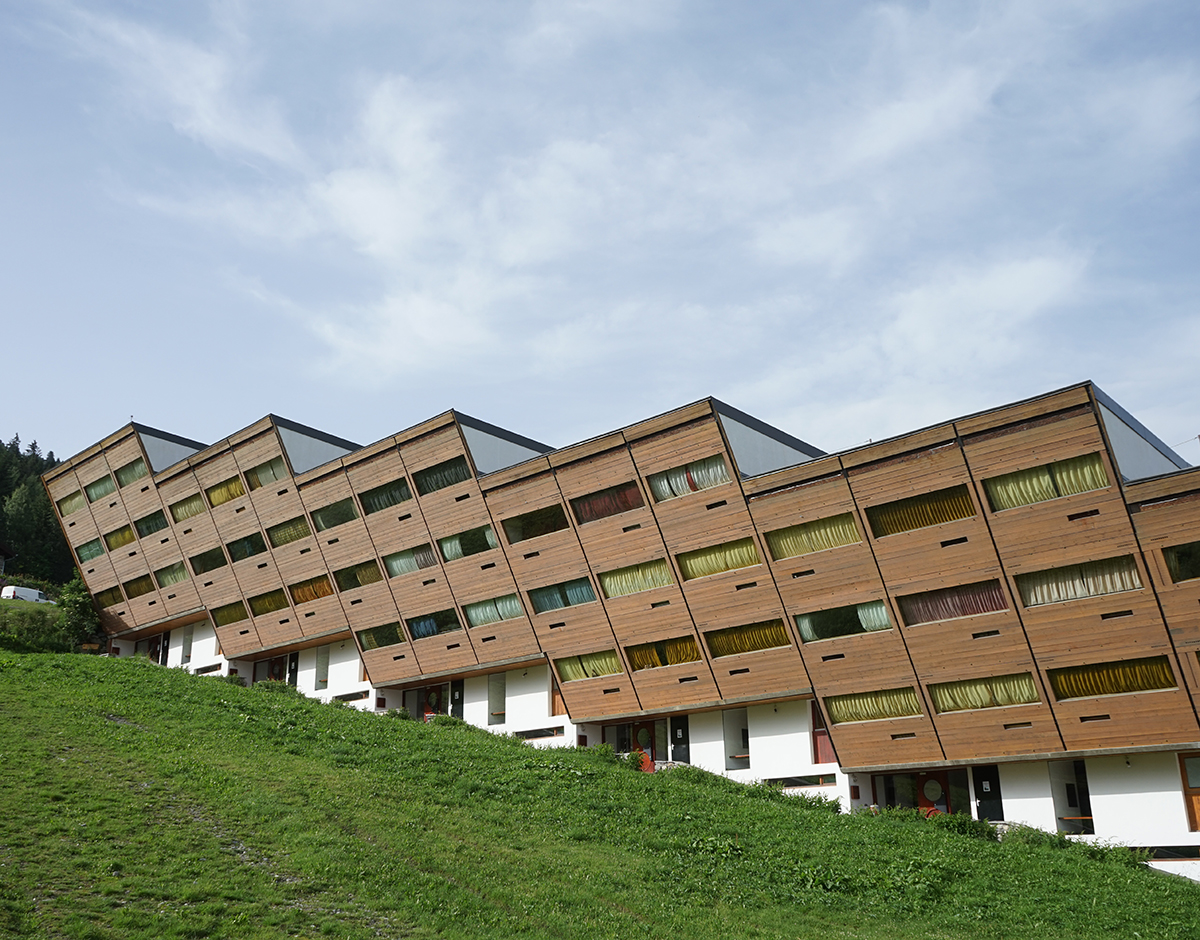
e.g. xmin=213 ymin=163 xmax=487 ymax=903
xmin=1 ymin=655 xmax=1198 ymax=939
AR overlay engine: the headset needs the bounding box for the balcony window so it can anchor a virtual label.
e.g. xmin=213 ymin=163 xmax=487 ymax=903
xmin=795 ymin=600 xmax=891 ymax=642
xmin=598 ymin=559 xmax=673 ymax=598
xmin=288 ymin=575 xmax=335 ymax=605
xmin=56 ymin=490 xmax=85 ymax=517
xmin=406 ymin=608 xmax=461 ymax=640
xmin=245 ymin=456 xmax=287 ymax=491
xmin=212 ymin=601 xmax=249 ymax=626
xmin=1164 ymin=541 xmax=1200 ymax=584
xmin=554 ymin=649 xmax=621 ymax=682
xmin=205 ymin=476 xmax=246 ymax=508
xmin=1047 ymin=656 xmax=1176 ymax=700
xmin=502 ymin=504 xmax=570 ymax=544
xmin=765 ymin=513 xmax=860 ymax=561
xmin=94 ymin=586 xmax=124 ymax=608
xmin=528 ymin=578 xmax=596 ymax=614
xmin=169 ymin=493 xmax=206 ymax=523
xmin=333 ymin=560 xmax=384 ymax=592
xmin=624 ymin=635 xmax=701 ymax=671
xmin=75 ymin=539 xmax=104 ymax=563
xmin=85 ymin=475 xmax=116 ymax=503
xmin=703 ymin=620 xmax=790 ymax=658
xmin=983 ymin=453 xmax=1109 ymax=512
xmin=570 ymin=481 xmax=645 ymax=525
xmin=311 ymin=498 xmax=359 ymax=532
xmin=438 ymin=525 xmax=498 ymax=561
xmin=1015 ymin=555 xmax=1142 ymax=608
xmin=359 ymin=478 xmax=412 ymax=515
xmin=824 ymin=687 xmax=921 ymax=724
xmin=133 ymin=510 xmax=169 ymax=539
xmin=123 ymin=574 xmax=155 ymax=599
xmin=897 ymin=580 xmax=1008 ymax=626
xmin=248 ymin=589 xmax=289 ymax=617
xmin=189 ymin=546 xmax=227 ymax=575
xmin=154 ymin=562 xmax=188 ymax=589
xmin=357 ymin=622 xmax=405 ymax=651
xmin=104 ymin=525 xmax=135 ymax=551
xmin=115 ymin=457 xmax=149 ymax=488
xmin=226 ymin=532 xmax=268 ymax=562
xmin=676 ymin=537 xmax=760 ymax=581
xmin=928 ymin=673 xmax=1039 ymax=713
xmin=266 ymin=516 xmax=311 ymax=548
xmin=646 ymin=455 xmax=731 ymax=502
xmin=382 ymin=544 xmax=438 ymax=577
xmin=865 ymin=485 xmax=975 ymax=538
xmin=463 ymin=594 xmax=524 ymax=627
xmin=413 ymin=456 xmax=471 ymax=496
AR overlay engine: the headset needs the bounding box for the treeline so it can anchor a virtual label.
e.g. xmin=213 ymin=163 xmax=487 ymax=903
xmin=0 ymin=435 xmax=75 ymax=585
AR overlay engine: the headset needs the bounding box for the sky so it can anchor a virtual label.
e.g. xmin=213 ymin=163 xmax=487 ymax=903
xmin=3 ymin=0 xmax=1199 ymax=467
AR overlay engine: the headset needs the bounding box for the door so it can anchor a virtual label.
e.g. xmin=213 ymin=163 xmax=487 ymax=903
xmin=670 ymin=715 xmax=690 ymax=764
xmin=286 ymin=652 xmax=299 ymax=687
xmin=450 ymin=680 xmax=464 ymax=719
xmin=972 ymin=765 xmax=1004 ymax=821
xmin=631 ymin=720 xmax=657 ymax=761
xmin=917 ymin=771 xmax=950 ymax=816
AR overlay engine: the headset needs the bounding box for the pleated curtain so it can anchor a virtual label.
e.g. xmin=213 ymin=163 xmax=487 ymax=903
xmin=502 ymin=505 xmax=569 ymax=544
xmin=94 ymin=587 xmax=124 ymax=609
xmin=360 ymin=478 xmax=412 ymax=514
xmin=866 ymin=485 xmax=975 ymax=538
xmin=104 ymin=526 xmax=135 ymax=551
xmin=115 ymin=458 xmax=148 ymax=488
xmin=571 ymin=481 xmax=645 ymax=525
xmin=984 ymin=452 xmax=1108 ymax=512
xmin=677 ymin=538 xmax=761 ymax=581
xmin=1048 ymin=656 xmax=1176 ymax=700
xmin=795 ymin=600 xmax=891 ymax=642
xmin=554 ymin=649 xmax=621 ymax=681
xmin=599 ymin=559 xmax=674 ymax=598
xmin=206 ymin=476 xmax=246 ymax=508
xmin=824 ymin=687 xmax=922 ymax=724
xmin=383 ymin=544 xmax=437 ymax=577
xmin=170 ymin=493 xmax=207 ymax=523
xmin=334 ymin=561 xmax=383 ymax=592
xmin=85 ymin=475 xmax=116 ymax=503
xmin=765 ymin=513 xmax=860 ymax=561
xmin=249 ymin=590 xmax=289 ymax=616
xmin=439 ymin=525 xmax=498 ymax=561
xmin=529 ymin=578 xmax=596 ymax=614
xmin=153 ymin=562 xmax=188 ymax=589
xmin=227 ymin=533 xmax=266 ymax=562
xmin=1015 ymin=555 xmax=1142 ymax=607
xmin=56 ymin=491 xmax=85 ymax=517
xmin=704 ymin=620 xmax=790 ymax=658
xmin=123 ymin=575 xmax=155 ymax=599
xmin=245 ymin=456 xmax=287 ymax=491
xmin=625 ymin=636 xmax=700 ymax=671
xmin=75 ymin=539 xmax=104 ymax=562
xmin=267 ymin=516 xmax=312 ymax=548
xmin=414 ymin=456 xmax=471 ymax=496
xmin=646 ymin=455 xmax=731 ymax=502
xmin=928 ymin=673 xmax=1039 ymax=713
xmin=897 ymin=580 xmax=1008 ymax=626
xmin=312 ymin=498 xmax=358 ymax=532
xmin=134 ymin=511 xmax=168 ymax=538
xmin=464 ymin=593 xmax=524 ymax=627
xmin=289 ymin=575 xmax=335 ymax=604
xmin=212 ymin=601 xmax=248 ymax=626
xmin=358 ymin=622 xmax=404 ymax=651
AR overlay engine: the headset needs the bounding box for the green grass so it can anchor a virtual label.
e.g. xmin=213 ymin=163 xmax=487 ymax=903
xmin=1 ymin=654 xmax=1198 ymax=939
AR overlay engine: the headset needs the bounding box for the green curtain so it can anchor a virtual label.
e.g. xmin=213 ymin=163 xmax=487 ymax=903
xmin=56 ymin=490 xmax=85 ymax=517
xmin=795 ymin=600 xmax=890 ymax=642
xmin=104 ymin=526 xmax=135 ymax=551
xmin=212 ymin=601 xmax=249 ymax=626
xmin=984 ymin=452 xmax=1108 ymax=511
xmin=115 ymin=457 xmax=149 ymax=488
xmin=765 ymin=513 xmax=860 ymax=561
xmin=866 ymin=485 xmax=975 ymax=538
xmin=312 ymin=498 xmax=359 ymax=532
xmin=439 ymin=525 xmax=498 ymax=561
xmin=358 ymin=622 xmax=404 ymax=650
xmin=556 ymin=650 xmax=621 ymax=681
xmin=267 ymin=516 xmax=312 ymax=548
xmin=599 ymin=559 xmax=674 ymax=598
xmin=825 ymin=687 xmax=921 ymax=724
xmin=677 ymin=537 xmax=761 ymax=581
xmin=704 ymin=620 xmax=790 ymax=658
xmin=1052 ymin=453 xmax=1109 ymax=497
xmin=134 ymin=511 xmax=168 ymax=538
xmin=334 ymin=561 xmax=383 ymax=592
xmin=75 ymin=539 xmax=104 ymax=562
xmin=1164 ymin=541 xmax=1200 ymax=584
xmin=1048 ymin=656 xmax=1176 ymax=700
xmin=554 ymin=656 xmax=589 ymax=682
xmin=289 ymin=575 xmax=334 ymax=604
xmin=647 ymin=454 xmax=731 ymax=502
xmin=413 ymin=456 xmax=472 ymax=496
xmin=464 ymin=594 xmax=523 ymax=627
xmin=170 ymin=493 xmax=207 ymax=523
xmin=153 ymin=562 xmax=188 ymax=589
xmin=1016 ymin=555 xmax=1142 ymax=607
xmin=249 ymin=590 xmax=289 ymax=617
xmin=245 ymin=456 xmax=287 ymax=491
xmin=359 ymin=478 xmax=412 ymax=514
xmin=206 ymin=476 xmax=246 ymax=507
xmin=123 ymin=575 xmax=155 ymax=599
xmin=529 ymin=578 xmax=596 ymax=614
xmin=928 ymin=673 xmax=1039 ymax=713
xmin=85 ymin=475 xmax=116 ymax=503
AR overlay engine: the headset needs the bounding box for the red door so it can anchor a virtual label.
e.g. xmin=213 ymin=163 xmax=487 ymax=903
xmin=631 ymin=721 xmax=656 ymax=770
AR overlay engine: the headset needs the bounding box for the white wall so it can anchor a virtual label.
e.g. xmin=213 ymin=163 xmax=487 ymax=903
xmin=463 ymin=674 xmax=490 ymax=727
xmin=998 ymin=761 xmax=1058 ymax=831
xmin=1086 ymin=753 xmax=1198 ymax=845
xmin=747 ymin=701 xmax=810 ymax=778
xmin=689 ymin=711 xmax=727 ymax=775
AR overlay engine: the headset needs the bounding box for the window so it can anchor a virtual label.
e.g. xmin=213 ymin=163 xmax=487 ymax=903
xmin=104 ymin=525 xmax=136 ymax=551
xmin=94 ymin=586 xmax=124 ymax=608
xmin=865 ymin=485 xmax=975 ymax=538
xmin=189 ymin=546 xmax=228 ymax=575
xmin=765 ymin=775 xmax=838 ymax=788
xmin=982 ymin=452 xmax=1109 ymax=512
xmin=528 ymin=577 xmax=596 ymax=614
xmin=205 ymin=476 xmax=246 ymax=508
xmin=570 ymin=481 xmax=645 ymax=525
xmin=333 ymin=560 xmax=384 ymax=592
xmin=288 ymin=575 xmax=335 ymax=605
xmin=133 ymin=510 xmax=169 ymax=538
xmin=382 ymin=543 xmax=438 ymax=577
xmin=765 ymin=513 xmax=860 ymax=561
xmin=463 ymin=594 xmax=524 ymax=627
xmin=357 ymin=622 xmax=405 ymax=651
xmin=896 ymin=580 xmax=1008 ymax=626
xmin=1015 ymin=555 xmax=1142 ymax=607
xmin=226 ymin=532 xmax=268 ymax=562
xmin=624 ymin=635 xmax=701 ymax=671
xmin=245 ymin=455 xmax=287 ymax=491
xmin=676 ymin=537 xmax=760 ymax=581
xmin=311 ymin=497 xmax=359 ymax=532
xmin=85 ymin=475 xmax=116 ymax=503
xmin=502 ymin=504 xmax=569 ymax=544
xmin=1164 ymin=541 xmax=1200 ymax=584
xmin=795 ymin=600 xmax=891 ymax=642
xmin=928 ymin=673 xmax=1040 ymax=713
xmin=811 ymin=702 xmax=836 ymax=764
xmin=315 ymin=645 xmax=330 ymax=689
xmin=114 ymin=457 xmax=149 ymax=488
xmin=212 ymin=601 xmax=249 ymax=626
xmin=488 ymin=673 xmax=506 ymax=725
xmin=181 ymin=623 xmax=194 ymax=664
xmin=123 ymin=574 xmax=155 ymax=599
xmin=248 ymin=589 xmax=289 ymax=617
xmin=824 ymin=687 xmax=922 ymax=724
xmin=359 ymin=478 xmax=412 ymax=515
xmin=554 ymin=649 xmax=621 ymax=682
xmin=438 ymin=525 xmax=498 ymax=561
xmin=1047 ymin=656 xmax=1176 ymax=700
xmin=153 ymin=562 xmax=188 ymax=589
xmin=413 ymin=456 xmax=472 ymax=496
xmin=646 ymin=455 xmax=731 ymax=502
xmin=266 ymin=516 xmax=311 ymax=548
xmin=169 ymin=493 xmax=206 ymax=523
xmin=1180 ymin=755 xmax=1200 ymax=831
xmin=56 ymin=490 xmax=85 ymax=517
xmin=75 ymin=539 xmax=104 ymax=563
xmin=598 ymin=559 xmax=674 ymax=598
xmin=406 ymin=608 xmax=461 ymax=640
xmin=704 ymin=620 xmax=791 ymax=658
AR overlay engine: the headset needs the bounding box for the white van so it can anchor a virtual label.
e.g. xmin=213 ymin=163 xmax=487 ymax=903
xmin=0 ymin=586 xmax=54 ymax=604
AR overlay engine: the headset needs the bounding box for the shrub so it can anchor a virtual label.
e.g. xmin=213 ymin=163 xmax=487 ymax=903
xmin=926 ymin=811 xmax=997 ymax=841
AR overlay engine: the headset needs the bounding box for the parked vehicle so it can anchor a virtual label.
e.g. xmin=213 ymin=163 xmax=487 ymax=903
xmin=0 ymin=586 xmax=54 ymax=604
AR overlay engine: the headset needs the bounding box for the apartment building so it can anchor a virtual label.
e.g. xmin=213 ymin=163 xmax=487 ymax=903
xmin=43 ymin=382 xmax=1200 ymax=869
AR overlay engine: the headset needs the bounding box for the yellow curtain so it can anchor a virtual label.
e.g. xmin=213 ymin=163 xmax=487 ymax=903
xmin=267 ymin=516 xmax=312 ymax=548
xmin=1048 ymin=656 xmax=1176 ymax=700
xmin=1016 ymin=555 xmax=1142 ymax=607
xmin=677 ymin=538 xmax=761 ymax=581
xmin=57 ymin=490 xmax=85 ymax=517
xmin=206 ymin=476 xmax=246 ymax=507
xmin=554 ymin=656 xmax=589 ymax=682
xmin=825 ymin=687 xmax=921 ymax=724
xmin=154 ymin=563 xmax=188 ymax=588
xmin=1051 ymin=453 xmax=1109 ymax=497
xmin=94 ymin=586 xmax=124 ymax=608
xmin=358 ymin=622 xmax=404 ymax=651
xmin=123 ymin=575 xmax=155 ymax=599
xmin=765 ymin=513 xmax=860 ymax=561
xmin=625 ymin=636 xmax=701 ymax=671
xmin=170 ymin=493 xmax=207 ymax=523
xmin=866 ymin=485 xmax=975 ymax=538
xmin=984 ymin=465 xmax=1057 ymax=511
xmin=704 ymin=620 xmax=789 ymax=658
xmin=626 ymin=644 xmax=663 ymax=671
xmin=249 ymin=590 xmax=289 ymax=617
xmin=104 ymin=526 xmax=135 ymax=550
xmin=580 ymin=650 xmax=621 ymax=677
xmin=664 ymin=635 xmax=700 ymax=664
xmin=212 ymin=601 xmax=248 ymax=626
xmin=929 ymin=673 xmax=1039 ymax=713
xmin=289 ymin=575 xmax=334 ymax=604
xmin=599 ymin=559 xmax=674 ymax=598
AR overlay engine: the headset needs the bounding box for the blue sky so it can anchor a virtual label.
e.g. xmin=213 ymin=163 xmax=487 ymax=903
xmin=3 ymin=1 xmax=1198 ymax=465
